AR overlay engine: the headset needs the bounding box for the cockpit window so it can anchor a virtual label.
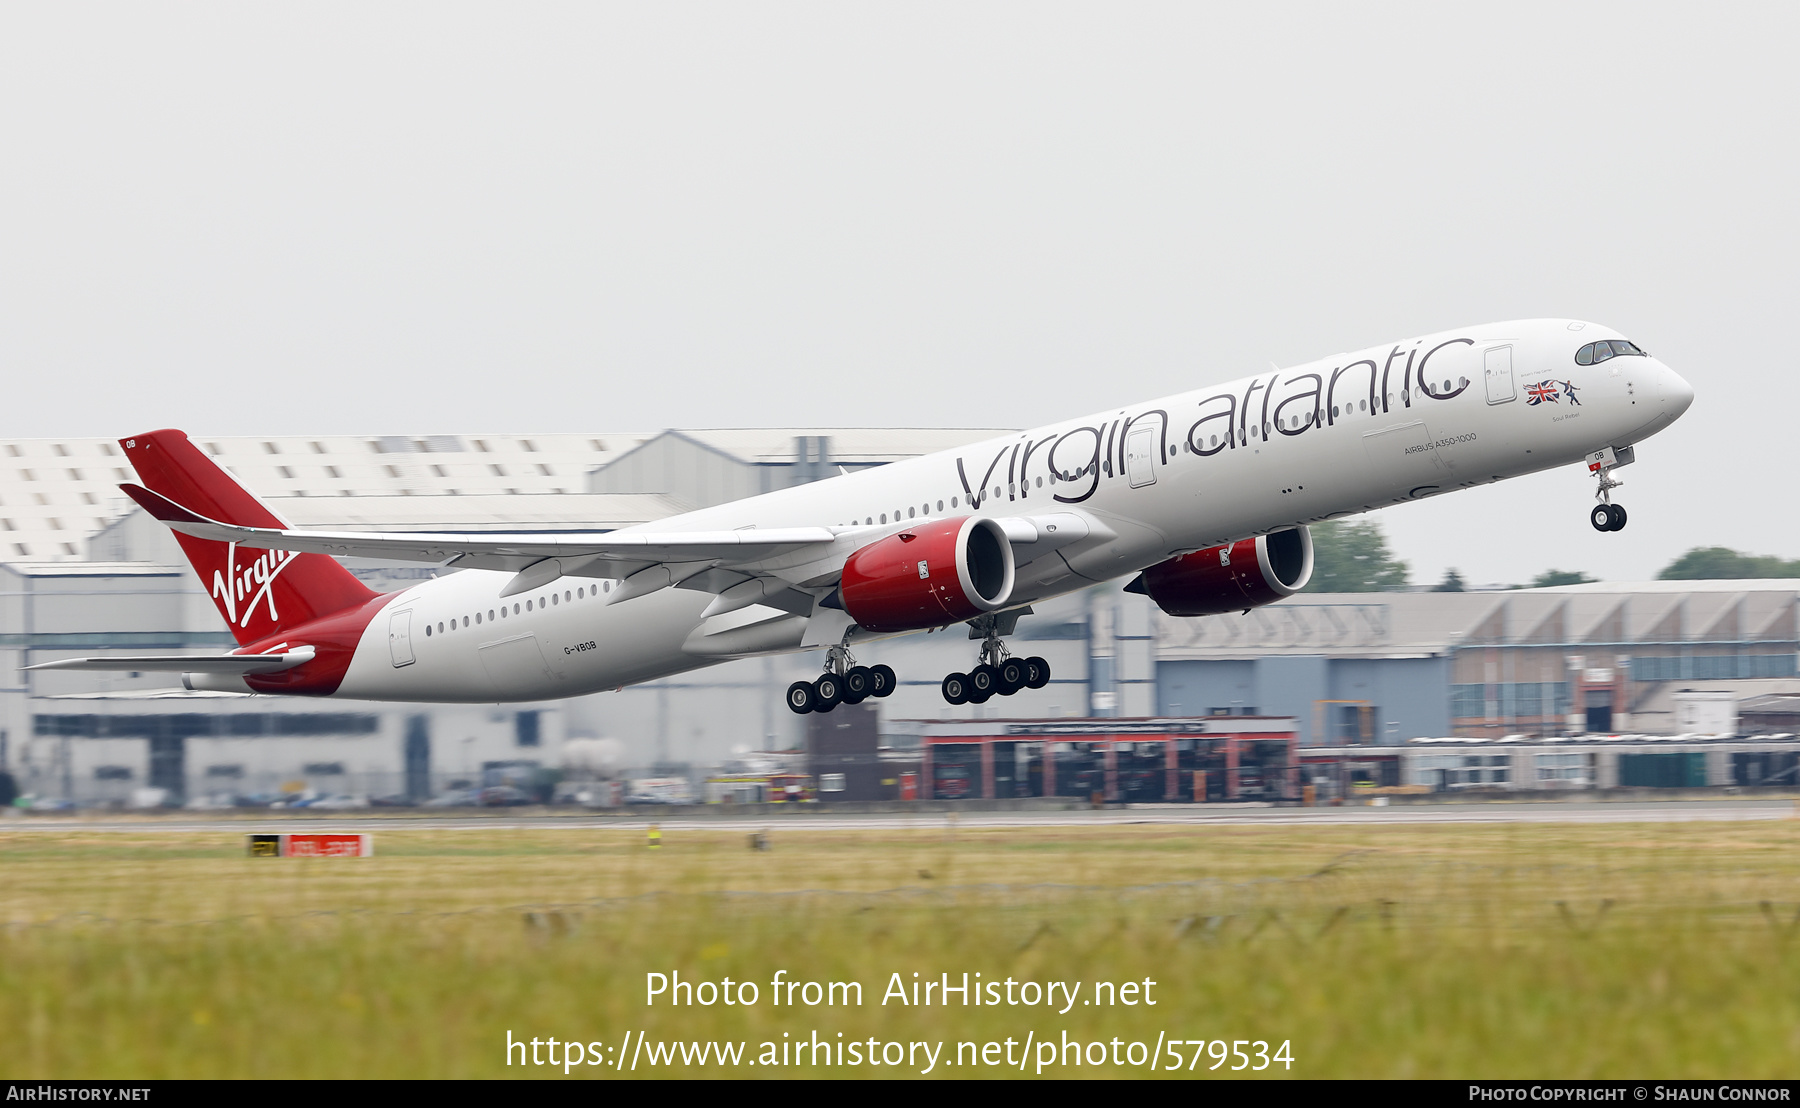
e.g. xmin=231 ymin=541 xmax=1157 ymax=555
xmin=1575 ymin=339 xmax=1647 ymax=366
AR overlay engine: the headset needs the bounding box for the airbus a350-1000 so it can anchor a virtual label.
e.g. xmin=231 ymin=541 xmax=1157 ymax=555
xmin=34 ymin=320 xmax=1694 ymax=713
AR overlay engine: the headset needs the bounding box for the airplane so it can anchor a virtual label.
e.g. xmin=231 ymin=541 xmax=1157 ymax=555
xmin=31 ymin=319 xmax=1693 ymax=714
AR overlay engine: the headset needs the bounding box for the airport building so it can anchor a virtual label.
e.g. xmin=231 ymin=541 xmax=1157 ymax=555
xmin=1 ymin=429 xmax=1798 ymax=807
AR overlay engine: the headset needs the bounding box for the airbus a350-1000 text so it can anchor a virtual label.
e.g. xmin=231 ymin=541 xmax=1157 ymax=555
xmin=34 ymin=319 xmax=1694 ymax=712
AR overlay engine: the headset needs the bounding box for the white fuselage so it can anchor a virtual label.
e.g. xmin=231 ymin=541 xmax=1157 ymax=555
xmin=311 ymin=319 xmax=1691 ymax=703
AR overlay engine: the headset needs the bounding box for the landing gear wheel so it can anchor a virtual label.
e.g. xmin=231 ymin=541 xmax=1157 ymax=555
xmin=812 ymin=673 xmax=843 ymax=712
xmin=1024 ymin=656 xmax=1051 ymax=689
xmin=1607 ymin=503 xmax=1627 ymax=531
xmin=941 ymin=672 xmax=970 ymax=705
xmin=842 ymin=666 xmax=872 ymax=704
xmin=968 ymin=664 xmax=999 ymax=704
xmin=997 ymin=658 xmax=1027 ymax=695
xmin=785 ymin=680 xmax=816 ymax=714
xmin=870 ymin=664 xmax=896 ymax=697
xmin=1590 ymin=504 xmax=1614 ymax=532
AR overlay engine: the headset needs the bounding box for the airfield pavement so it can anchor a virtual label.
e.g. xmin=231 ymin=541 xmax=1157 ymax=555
xmin=4 ymin=795 xmax=1797 ymax=834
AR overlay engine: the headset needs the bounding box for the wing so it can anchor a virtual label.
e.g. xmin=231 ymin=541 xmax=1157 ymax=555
xmin=121 ymin=484 xmax=838 ymax=596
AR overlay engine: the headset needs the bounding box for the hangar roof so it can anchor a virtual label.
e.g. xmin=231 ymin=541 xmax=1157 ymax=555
xmin=1153 ymin=583 xmax=1800 ymax=661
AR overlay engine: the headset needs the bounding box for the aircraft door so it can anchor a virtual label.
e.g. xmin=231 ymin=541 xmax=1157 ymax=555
xmin=1124 ymin=425 xmax=1158 ymax=488
xmin=389 ymin=609 xmax=416 ymax=667
xmin=1484 ymin=345 xmax=1516 ymax=404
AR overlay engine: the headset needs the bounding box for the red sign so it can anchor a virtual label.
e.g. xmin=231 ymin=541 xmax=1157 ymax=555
xmin=248 ymin=833 xmax=372 ymax=857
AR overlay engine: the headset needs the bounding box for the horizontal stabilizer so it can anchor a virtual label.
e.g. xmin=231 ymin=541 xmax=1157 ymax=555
xmin=27 ymin=646 xmax=316 ymax=674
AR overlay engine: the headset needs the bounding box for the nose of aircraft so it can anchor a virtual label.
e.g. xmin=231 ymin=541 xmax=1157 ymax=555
xmin=1660 ymin=363 xmax=1696 ymax=420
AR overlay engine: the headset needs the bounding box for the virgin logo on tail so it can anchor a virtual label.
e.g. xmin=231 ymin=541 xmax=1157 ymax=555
xmin=212 ymin=541 xmax=300 ymax=629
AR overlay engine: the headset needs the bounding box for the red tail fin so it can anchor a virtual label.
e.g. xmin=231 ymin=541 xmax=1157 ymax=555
xmin=120 ymin=430 xmax=379 ymax=647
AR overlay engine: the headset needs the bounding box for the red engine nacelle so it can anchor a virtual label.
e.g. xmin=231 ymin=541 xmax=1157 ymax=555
xmin=840 ymin=516 xmax=1016 ymax=633
xmin=1125 ymin=526 xmax=1313 ymax=617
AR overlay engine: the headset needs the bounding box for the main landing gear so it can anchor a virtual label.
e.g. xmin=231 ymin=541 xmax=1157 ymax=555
xmin=785 ymin=643 xmax=895 ymax=715
xmin=939 ymin=617 xmax=1050 ymax=706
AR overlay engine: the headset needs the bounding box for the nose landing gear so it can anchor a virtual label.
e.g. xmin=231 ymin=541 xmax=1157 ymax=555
xmin=786 ymin=642 xmax=895 ymax=714
xmin=940 ymin=616 xmax=1050 ymax=706
xmin=1590 ymin=502 xmax=1627 ymax=532
xmin=1587 ymin=446 xmax=1631 ymax=532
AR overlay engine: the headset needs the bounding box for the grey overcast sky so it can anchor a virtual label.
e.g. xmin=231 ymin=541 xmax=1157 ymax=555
xmin=0 ymin=3 xmax=1793 ymax=586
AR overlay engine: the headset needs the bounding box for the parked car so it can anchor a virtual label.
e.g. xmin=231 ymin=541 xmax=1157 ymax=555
xmin=479 ymin=785 xmax=532 ymax=807
xmin=424 ymin=788 xmax=481 ymax=807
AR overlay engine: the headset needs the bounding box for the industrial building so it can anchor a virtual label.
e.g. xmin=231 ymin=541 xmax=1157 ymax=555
xmin=2 ymin=428 xmax=1799 ymax=807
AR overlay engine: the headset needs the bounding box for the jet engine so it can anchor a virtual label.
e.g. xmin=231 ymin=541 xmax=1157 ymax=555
xmin=840 ymin=516 xmax=1016 ymax=633
xmin=1125 ymin=526 xmax=1313 ymax=617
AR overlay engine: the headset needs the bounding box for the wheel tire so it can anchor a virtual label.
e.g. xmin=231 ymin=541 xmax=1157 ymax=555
xmin=1025 ymin=656 xmax=1051 ymax=689
xmin=871 ymin=664 xmax=897 ymax=697
xmin=1590 ymin=504 xmax=1614 ymax=532
xmin=842 ymin=666 xmax=871 ymax=704
xmin=1608 ymin=503 xmax=1628 ymax=531
xmin=941 ymin=672 xmax=970 ymax=705
xmin=970 ymin=664 xmax=999 ymax=699
xmin=997 ymin=658 xmax=1027 ymax=695
xmin=785 ymin=680 xmax=816 ymax=714
xmin=813 ymin=674 xmax=843 ymax=712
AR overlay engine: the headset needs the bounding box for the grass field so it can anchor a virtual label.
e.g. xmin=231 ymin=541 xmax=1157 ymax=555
xmin=3 ymin=817 xmax=1800 ymax=1078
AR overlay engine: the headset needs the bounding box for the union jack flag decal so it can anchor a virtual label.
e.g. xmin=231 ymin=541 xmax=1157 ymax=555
xmin=1525 ymin=380 xmax=1559 ymax=406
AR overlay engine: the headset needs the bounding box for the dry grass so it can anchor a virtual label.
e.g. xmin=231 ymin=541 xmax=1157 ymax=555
xmin=3 ymin=819 xmax=1800 ymax=1077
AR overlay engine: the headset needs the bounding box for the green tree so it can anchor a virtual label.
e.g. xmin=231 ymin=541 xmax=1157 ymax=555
xmin=1658 ymin=548 xmax=1800 ymax=580
xmin=1305 ymin=520 xmax=1408 ymax=592
xmin=1532 ymin=569 xmax=1598 ymax=587
xmin=1432 ymin=569 xmax=1466 ymax=592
